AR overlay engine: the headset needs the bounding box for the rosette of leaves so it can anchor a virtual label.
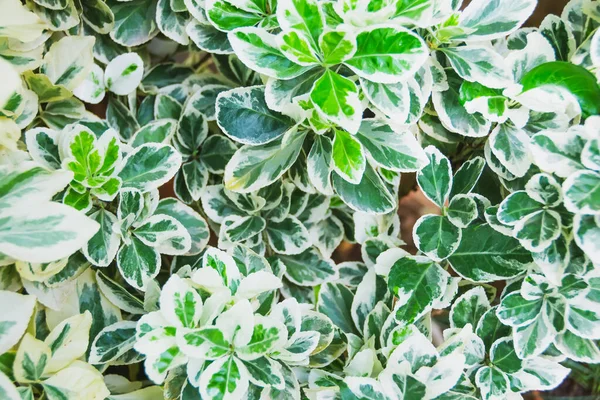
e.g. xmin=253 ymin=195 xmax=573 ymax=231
xmin=224 ymin=0 xmax=430 ymax=132
xmin=201 ymin=181 xmax=343 ymax=287
xmin=497 ymin=271 xmax=600 ymax=363
xmin=306 ymin=323 xmax=472 ymax=400
xmin=25 ymin=124 xmax=125 ymax=212
xmin=185 ymin=0 xmax=278 ymax=54
xmin=84 ymin=187 xmax=209 ymax=291
xmin=412 ymin=147 xmax=534 ymax=283
xmin=216 ymin=86 xmax=429 ymax=213
xmin=134 ymin=247 xmax=335 ymax=399
xmin=445 ymin=286 xmax=571 ymax=399
xmin=4 ymin=311 xmax=112 ymax=400
xmin=527 ymin=120 xmax=600 ymax=264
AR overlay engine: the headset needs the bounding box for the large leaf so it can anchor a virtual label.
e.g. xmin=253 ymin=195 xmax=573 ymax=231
xmin=228 ymin=27 xmax=310 ymax=80
xmin=448 ymin=224 xmax=531 ymax=282
xmin=413 ymin=215 xmax=461 ymax=261
xmin=388 ymin=256 xmax=449 ymax=324
xmin=108 ymin=0 xmax=158 ymax=47
xmin=332 ymin=129 xmax=366 ymax=184
xmin=456 ymin=0 xmax=537 ymax=42
xmin=118 ymin=144 xmax=182 ymax=192
xmin=355 ymin=120 xmax=428 ymax=172
xmin=0 ymin=202 xmax=99 ymax=264
xmin=279 ymin=247 xmax=337 ymax=286
xmin=224 ymin=128 xmax=306 ymax=193
xmin=417 ymin=146 xmax=452 ymax=208
xmin=310 ymin=69 xmax=361 ymax=134
xmin=332 ymin=163 xmax=396 ymax=214
xmin=520 ymin=61 xmax=600 ymax=118
xmin=344 ymin=25 xmax=428 ymax=84
xmin=216 ymin=86 xmax=295 ymax=145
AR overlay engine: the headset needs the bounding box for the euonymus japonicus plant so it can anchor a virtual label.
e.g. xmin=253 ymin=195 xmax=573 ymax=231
xmin=1 ymin=0 xmax=600 ymax=399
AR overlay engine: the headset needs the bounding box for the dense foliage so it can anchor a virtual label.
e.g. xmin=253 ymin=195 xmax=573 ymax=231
xmin=1 ymin=0 xmax=600 ymax=399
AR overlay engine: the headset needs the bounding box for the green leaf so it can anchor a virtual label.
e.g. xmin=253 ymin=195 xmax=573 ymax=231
xmin=433 ymin=76 xmax=491 ymax=138
xmin=475 ymin=366 xmax=509 ymax=400
xmin=417 ymin=146 xmax=452 ymax=208
xmin=116 ymin=236 xmax=160 ymax=291
xmin=332 ymin=129 xmax=366 ymax=184
xmin=332 ymin=163 xmax=396 ymax=214
xmin=14 ymin=333 xmax=50 ymax=382
xmin=228 ymin=27 xmax=311 ymax=80
xmin=134 ymin=214 xmax=192 ymax=255
xmin=276 ymin=0 xmax=324 ymax=46
xmin=520 ymin=61 xmax=600 ymax=118
xmin=317 ymin=282 xmax=358 ymax=335
xmin=530 ymin=128 xmax=586 ymax=178
xmin=447 ymin=195 xmax=478 ymax=228
xmin=216 ymin=86 xmax=295 ymax=145
xmin=81 ymin=0 xmax=115 ymax=34
xmin=497 ymin=191 xmax=541 ymax=225
xmin=574 ymin=214 xmax=600 ymax=263
xmin=388 ymin=256 xmax=449 ymax=324
xmin=224 ymin=216 xmax=266 ymax=243
xmin=237 ymin=316 xmax=286 ymax=360
xmin=442 ymin=46 xmax=512 ymax=89
xmin=456 ymin=0 xmax=537 ymax=42
xmin=539 ymin=14 xmax=576 ymax=61
xmin=450 ymin=286 xmax=490 ymax=329
xmin=179 ymin=327 xmax=230 ymax=360
xmin=160 ymin=274 xmax=203 ymax=328
xmin=265 ymin=216 xmax=311 ymax=255
xmin=279 ymin=30 xmax=320 ymax=65
xmin=279 ymin=247 xmax=337 ymax=286
xmin=130 ymin=119 xmax=177 ymax=147
xmin=310 ymin=69 xmax=361 ymax=134
xmin=241 ymin=357 xmax=285 ymax=389
xmin=206 ymin=0 xmax=262 ymax=32
xmin=156 ymin=0 xmax=190 ymax=45
xmin=199 ymin=356 xmax=248 ymax=400
xmin=497 ymin=292 xmax=542 ymax=327
xmin=40 ymin=36 xmax=95 ymax=90
xmin=450 ymin=156 xmax=486 ymax=198
xmin=447 ymin=224 xmax=531 ymax=282
xmin=82 ymin=208 xmax=119 ymax=267
xmin=89 ymin=321 xmax=138 ymax=365
xmin=96 ymin=270 xmax=145 ymax=315
xmin=106 ymin=97 xmax=140 ymax=141
xmin=319 ymin=29 xmax=356 ymax=65
xmin=201 ymin=136 xmax=238 ymax=174
xmin=104 ymin=52 xmax=144 ymax=96
xmin=118 ymin=144 xmax=182 ymax=193
xmin=187 ymin=20 xmax=234 ymax=54
xmin=355 ymin=120 xmax=428 ymax=172
xmin=513 ymin=209 xmax=562 ymax=252
xmin=224 ymin=128 xmax=306 ymax=193
xmin=489 ymin=123 xmax=531 ymax=178
xmin=0 ymin=201 xmax=99 ymax=264
xmin=360 ymin=78 xmax=411 ymax=121
xmin=108 ymin=0 xmax=159 ymax=47
xmin=307 ymin=135 xmax=334 ymax=195
xmin=344 ymin=25 xmax=428 ymax=84
xmin=413 ymin=215 xmax=461 ymax=261
xmin=513 ymin=314 xmax=554 ymax=358
xmin=563 ymin=171 xmax=600 ymax=215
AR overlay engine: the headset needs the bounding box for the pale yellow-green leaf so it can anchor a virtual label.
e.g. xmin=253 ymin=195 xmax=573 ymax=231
xmin=0 ymin=0 xmax=47 ymax=43
xmin=44 ymin=311 xmax=92 ymax=374
xmin=42 ymin=360 xmax=110 ymax=400
xmin=14 ymin=333 xmax=51 ymax=383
